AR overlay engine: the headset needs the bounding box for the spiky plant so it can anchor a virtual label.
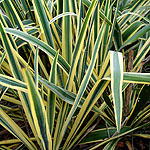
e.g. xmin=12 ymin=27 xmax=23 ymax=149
xmin=0 ymin=0 xmax=150 ymax=149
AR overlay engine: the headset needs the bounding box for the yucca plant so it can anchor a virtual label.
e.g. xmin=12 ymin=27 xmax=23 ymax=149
xmin=0 ymin=0 xmax=149 ymax=149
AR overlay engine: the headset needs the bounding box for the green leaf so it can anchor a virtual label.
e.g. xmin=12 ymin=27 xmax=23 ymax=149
xmin=103 ymin=139 xmax=120 ymax=150
xmin=0 ymin=108 xmax=37 ymax=150
xmin=32 ymin=0 xmax=54 ymax=47
xmin=122 ymin=21 xmax=144 ymax=41
xmin=132 ymin=134 xmax=150 ymax=139
xmin=119 ymin=24 xmax=150 ymax=50
xmin=82 ymin=0 xmax=112 ymax=26
xmin=65 ymin=0 xmax=99 ymax=90
xmin=49 ymin=12 xmax=77 ymax=25
xmin=110 ymin=51 xmax=123 ymax=132
xmin=60 ymin=22 xmax=107 ymax=149
xmin=40 ymin=76 xmax=103 ymax=114
xmin=133 ymin=37 xmax=150 ymax=70
xmin=23 ymin=68 xmax=52 ymax=150
xmin=0 ymin=74 xmax=27 ymax=92
xmin=5 ymin=28 xmax=70 ymax=76
xmin=34 ymin=47 xmax=38 ymax=87
xmin=104 ymin=72 xmax=150 ymax=84
xmin=47 ymin=53 xmax=58 ymax=134
xmin=63 ymin=60 xmax=111 ymax=149
xmin=0 ymin=20 xmax=42 ymax=148
xmin=123 ymin=72 xmax=150 ymax=84
xmin=90 ymin=122 xmax=150 ymax=150
xmin=118 ymin=12 xmax=150 ymax=24
xmin=81 ymin=127 xmax=130 ymax=145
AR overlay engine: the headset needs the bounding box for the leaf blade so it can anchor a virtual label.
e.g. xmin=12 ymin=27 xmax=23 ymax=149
xmin=110 ymin=51 xmax=123 ymax=132
xmin=23 ymin=68 xmax=52 ymax=150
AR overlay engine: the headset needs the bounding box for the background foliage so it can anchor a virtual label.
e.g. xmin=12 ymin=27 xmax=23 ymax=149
xmin=0 ymin=0 xmax=150 ymax=149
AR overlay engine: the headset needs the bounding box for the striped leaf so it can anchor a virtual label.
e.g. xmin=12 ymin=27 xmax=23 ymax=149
xmin=110 ymin=51 xmax=123 ymax=132
xmin=103 ymin=139 xmax=120 ymax=150
xmin=63 ymin=52 xmax=111 ymax=149
xmin=0 ymin=108 xmax=37 ymax=150
xmin=57 ymin=20 xmax=106 ymax=149
xmin=32 ymin=0 xmax=54 ymax=47
xmin=34 ymin=47 xmax=39 ymax=87
xmin=132 ymin=134 xmax=150 ymax=139
xmin=0 ymin=20 xmax=42 ymax=148
xmin=104 ymin=72 xmax=150 ymax=84
xmin=80 ymin=127 xmax=130 ymax=144
xmin=5 ymin=28 xmax=70 ymax=76
xmin=65 ymin=0 xmax=99 ymax=90
xmin=0 ymin=74 xmax=27 ymax=92
xmin=62 ymin=0 xmax=72 ymax=65
xmin=90 ymin=122 xmax=150 ymax=150
xmin=47 ymin=53 xmax=58 ymax=134
xmin=49 ymin=12 xmax=77 ymax=25
xmin=119 ymin=24 xmax=150 ymax=51
xmin=23 ymin=67 xmax=52 ymax=150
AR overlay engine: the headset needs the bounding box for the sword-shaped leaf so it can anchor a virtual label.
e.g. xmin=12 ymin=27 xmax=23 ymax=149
xmin=0 ymin=20 xmax=42 ymax=148
xmin=90 ymin=122 xmax=150 ymax=150
xmin=104 ymin=72 xmax=150 ymax=84
xmin=47 ymin=53 xmax=58 ymax=134
xmin=32 ymin=0 xmax=54 ymax=47
xmin=110 ymin=51 xmax=123 ymax=132
xmin=23 ymin=68 xmax=52 ymax=150
xmin=5 ymin=28 xmax=70 ymax=76
xmin=0 ymin=108 xmax=37 ymax=150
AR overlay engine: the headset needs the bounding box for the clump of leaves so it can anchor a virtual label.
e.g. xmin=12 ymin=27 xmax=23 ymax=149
xmin=0 ymin=0 xmax=149 ymax=150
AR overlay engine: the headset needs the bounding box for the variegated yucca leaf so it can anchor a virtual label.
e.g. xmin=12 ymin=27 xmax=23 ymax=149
xmin=103 ymin=72 xmax=150 ymax=84
xmin=47 ymin=53 xmax=58 ymax=134
xmin=32 ymin=0 xmax=54 ymax=47
xmin=90 ymin=122 xmax=150 ymax=150
xmin=0 ymin=107 xmax=37 ymax=150
xmin=0 ymin=0 xmax=149 ymax=149
xmin=23 ymin=67 xmax=52 ymax=150
xmin=110 ymin=51 xmax=123 ymax=132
